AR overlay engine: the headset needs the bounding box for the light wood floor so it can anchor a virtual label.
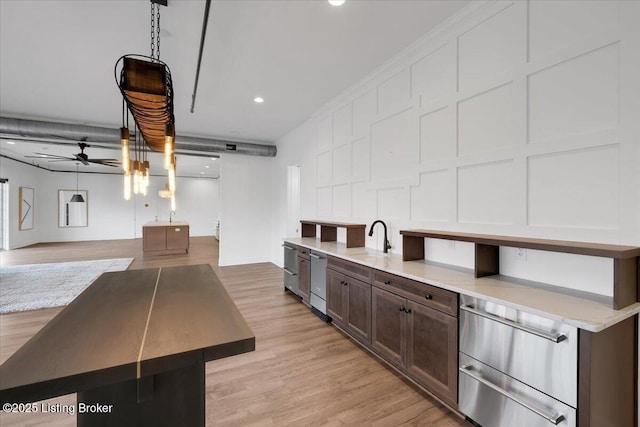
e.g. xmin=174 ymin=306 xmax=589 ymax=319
xmin=0 ymin=237 xmax=469 ymax=426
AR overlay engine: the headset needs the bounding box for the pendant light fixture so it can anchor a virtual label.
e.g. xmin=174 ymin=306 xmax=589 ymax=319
xmin=116 ymin=0 xmax=176 ymax=205
xmin=70 ymin=164 xmax=85 ymax=203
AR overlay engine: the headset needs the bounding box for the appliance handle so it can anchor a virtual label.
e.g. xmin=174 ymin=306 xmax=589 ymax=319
xmin=283 ymin=268 xmax=297 ymax=276
xmin=282 ymin=245 xmax=296 ymax=251
xmin=459 ymin=364 xmax=565 ymax=425
xmin=309 ymin=253 xmax=322 ymax=259
xmin=460 ymin=305 xmax=566 ymax=343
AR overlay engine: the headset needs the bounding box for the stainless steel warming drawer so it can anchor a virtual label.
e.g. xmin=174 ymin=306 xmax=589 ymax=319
xmin=459 ymin=354 xmax=576 ymax=427
xmin=459 ymin=295 xmax=578 ymax=427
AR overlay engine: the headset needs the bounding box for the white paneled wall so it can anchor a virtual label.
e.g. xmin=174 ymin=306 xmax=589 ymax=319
xmin=274 ymin=0 xmax=640 ymax=298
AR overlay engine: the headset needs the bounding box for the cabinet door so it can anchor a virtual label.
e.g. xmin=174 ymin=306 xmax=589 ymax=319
xmin=297 ymin=256 xmax=311 ymax=304
xmin=346 ymin=278 xmax=371 ymax=345
xmin=166 ymin=226 xmax=189 ymax=251
xmin=327 ymin=269 xmax=346 ymax=326
xmin=406 ymin=300 xmax=458 ymax=406
xmin=372 ymin=287 xmax=406 ymax=370
xmin=143 ymin=227 xmax=166 ymax=251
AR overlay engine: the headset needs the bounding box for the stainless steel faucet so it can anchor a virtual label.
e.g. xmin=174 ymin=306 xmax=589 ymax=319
xmin=368 ymin=220 xmax=392 ymax=253
xmin=169 ymin=210 xmax=175 ymax=223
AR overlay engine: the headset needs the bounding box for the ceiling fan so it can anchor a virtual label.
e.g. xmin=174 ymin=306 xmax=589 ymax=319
xmin=26 ymin=143 xmax=120 ymax=167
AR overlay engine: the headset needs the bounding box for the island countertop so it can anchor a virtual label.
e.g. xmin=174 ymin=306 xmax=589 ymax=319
xmin=143 ymin=221 xmax=189 ymax=227
xmin=284 ymin=237 xmax=640 ymax=332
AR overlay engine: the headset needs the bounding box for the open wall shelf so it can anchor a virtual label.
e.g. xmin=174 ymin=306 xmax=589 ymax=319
xmin=400 ymin=229 xmax=640 ymax=310
xmin=300 ymin=220 xmax=366 ymax=248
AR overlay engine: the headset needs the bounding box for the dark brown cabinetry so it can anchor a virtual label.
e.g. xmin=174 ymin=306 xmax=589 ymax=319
xmin=371 ymin=286 xmax=405 ymax=369
xmin=142 ymin=223 xmax=189 ymax=255
xmin=327 ymin=269 xmax=346 ymax=325
xmin=406 ymin=300 xmax=457 ymax=407
xmin=327 ymin=258 xmax=372 ymax=345
xmin=372 ymin=275 xmax=458 ymax=407
xmin=290 ymin=246 xmax=460 ymax=408
xmin=297 ymin=255 xmax=310 ymax=304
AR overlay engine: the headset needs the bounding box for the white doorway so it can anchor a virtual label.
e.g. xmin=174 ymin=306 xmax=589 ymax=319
xmin=286 ymin=165 xmax=300 ymax=237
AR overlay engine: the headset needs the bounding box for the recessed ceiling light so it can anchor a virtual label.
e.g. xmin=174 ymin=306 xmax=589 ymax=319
xmin=5 ymin=140 xmax=15 ymax=145
xmin=211 ymin=157 xmax=218 ymax=161
xmin=328 ymin=0 xmax=345 ymax=6
xmin=254 ymin=97 xmax=264 ymax=104
xmin=205 ymin=165 xmax=210 ymax=169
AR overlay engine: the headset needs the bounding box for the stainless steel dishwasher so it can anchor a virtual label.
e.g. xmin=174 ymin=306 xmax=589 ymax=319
xmin=458 ymin=294 xmax=577 ymax=427
xmin=282 ymin=243 xmax=299 ymax=296
xmin=309 ymin=250 xmax=329 ymax=321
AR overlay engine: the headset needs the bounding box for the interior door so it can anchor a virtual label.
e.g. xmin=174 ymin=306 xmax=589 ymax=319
xmin=135 ymin=185 xmax=159 ymax=238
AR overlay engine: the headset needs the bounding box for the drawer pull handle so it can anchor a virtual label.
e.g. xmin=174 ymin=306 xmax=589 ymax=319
xmin=310 ymin=253 xmax=322 ymax=259
xmin=282 ymin=245 xmax=296 ymax=251
xmin=459 ymin=364 xmax=566 ymax=425
xmin=399 ymin=307 xmax=405 ymax=312
xmin=424 ymin=294 xmax=432 ymax=300
xmin=384 ymin=280 xmax=391 ymax=285
xmin=460 ymin=305 xmax=566 ymax=343
xmin=283 ymin=268 xmax=297 ymax=276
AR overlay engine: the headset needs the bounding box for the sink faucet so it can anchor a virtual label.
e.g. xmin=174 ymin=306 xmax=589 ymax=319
xmin=368 ymin=220 xmax=392 ymax=253
xmin=169 ymin=210 xmax=175 ymax=223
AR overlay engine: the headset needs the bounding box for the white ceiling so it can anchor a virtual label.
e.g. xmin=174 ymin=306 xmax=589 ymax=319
xmin=0 ymin=0 xmax=469 ymax=174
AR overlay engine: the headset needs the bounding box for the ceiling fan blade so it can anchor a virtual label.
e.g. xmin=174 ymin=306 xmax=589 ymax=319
xmin=88 ymin=158 xmax=119 ymax=162
xmin=25 ymin=153 xmax=71 ymax=160
xmin=88 ymin=160 xmax=120 ymax=167
xmin=73 ymin=155 xmax=90 ymax=166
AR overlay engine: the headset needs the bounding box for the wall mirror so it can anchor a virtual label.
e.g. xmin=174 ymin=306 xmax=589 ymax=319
xmin=58 ymin=190 xmax=88 ymax=227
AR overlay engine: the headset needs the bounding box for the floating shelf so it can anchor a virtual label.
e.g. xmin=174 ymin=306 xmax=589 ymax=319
xmin=300 ymin=220 xmax=366 ymax=248
xmin=400 ymin=229 xmax=640 ymax=310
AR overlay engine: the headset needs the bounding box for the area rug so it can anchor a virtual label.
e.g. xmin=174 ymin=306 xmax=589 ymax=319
xmin=0 ymin=258 xmax=134 ymax=314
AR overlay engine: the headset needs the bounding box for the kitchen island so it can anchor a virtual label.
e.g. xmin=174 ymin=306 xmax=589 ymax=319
xmin=142 ymin=221 xmax=189 ymax=255
xmin=0 ymin=264 xmax=255 ymax=426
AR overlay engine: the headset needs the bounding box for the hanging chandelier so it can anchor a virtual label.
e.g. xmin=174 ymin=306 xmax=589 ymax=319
xmin=115 ymin=1 xmax=176 ymax=204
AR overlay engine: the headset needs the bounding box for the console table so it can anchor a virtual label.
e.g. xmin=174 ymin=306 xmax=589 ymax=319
xmin=0 ymin=264 xmax=255 ymax=426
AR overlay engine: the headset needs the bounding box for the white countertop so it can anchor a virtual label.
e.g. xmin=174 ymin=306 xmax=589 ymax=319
xmin=143 ymin=221 xmax=189 ymax=227
xmin=285 ymin=237 xmax=640 ymax=332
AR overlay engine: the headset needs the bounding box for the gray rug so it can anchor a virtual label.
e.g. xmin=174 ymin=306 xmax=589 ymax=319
xmin=0 ymin=258 xmax=134 ymax=313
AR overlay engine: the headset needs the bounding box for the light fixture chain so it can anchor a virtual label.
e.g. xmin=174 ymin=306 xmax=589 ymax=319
xmin=150 ymin=3 xmax=156 ymax=59
xmin=156 ymin=4 xmax=161 ymax=60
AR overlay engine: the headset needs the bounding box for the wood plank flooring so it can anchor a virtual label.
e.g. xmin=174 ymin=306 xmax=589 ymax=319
xmin=0 ymin=237 xmax=469 ymax=426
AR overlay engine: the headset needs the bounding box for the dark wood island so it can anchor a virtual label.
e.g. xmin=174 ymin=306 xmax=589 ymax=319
xmin=0 ymin=264 xmax=255 ymax=426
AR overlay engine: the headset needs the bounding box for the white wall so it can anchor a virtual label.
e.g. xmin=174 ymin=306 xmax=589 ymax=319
xmin=0 ymin=157 xmax=46 ymax=249
xmin=219 ymin=153 xmax=274 ymax=266
xmin=0 ymin=157 xmax=220 ymax=248
xmin=272 ymin=0 xmax=640 ymax=297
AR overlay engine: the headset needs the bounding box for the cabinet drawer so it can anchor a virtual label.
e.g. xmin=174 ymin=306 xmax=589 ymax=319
xmin=373 ymin=270 xmax=457 ymax=316
xmin=327 ymin=256 xmax=372 ymax=283
xmin=298 ymin=247 xmax=311 ymax=260
xmin=459 ymin=354 xmax=576 ymax=427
